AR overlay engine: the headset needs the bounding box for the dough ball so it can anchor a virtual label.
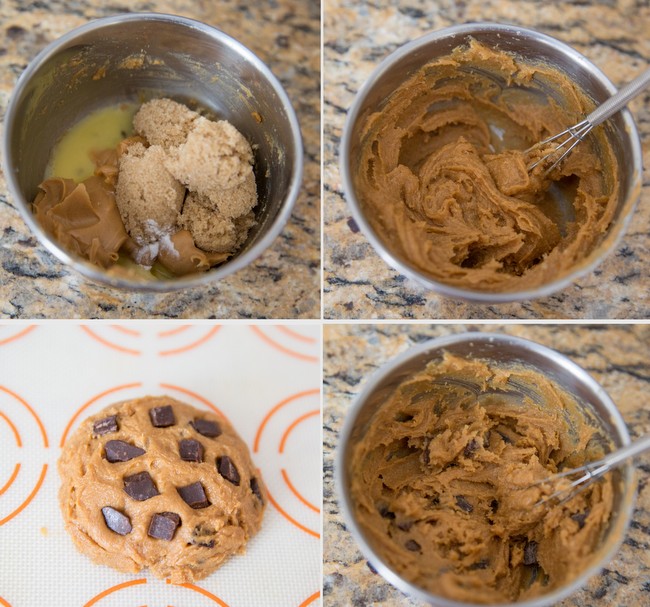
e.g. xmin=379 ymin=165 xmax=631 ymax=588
xmin=58 ymin=396 xmax=266 ymax=583
xmin=116 ymin=144 xmax=185 ymax=245
xmin=133 ymin=98 xmax=199 ymax=148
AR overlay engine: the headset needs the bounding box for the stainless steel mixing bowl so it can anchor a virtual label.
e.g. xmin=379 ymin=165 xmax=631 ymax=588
xmin=2 ymin=13 xmax=303 ymax=291
xmin=340 ymin=23 xmax=642 ymax=302
xmin=336 ymin=332 xmax=636 ymax=606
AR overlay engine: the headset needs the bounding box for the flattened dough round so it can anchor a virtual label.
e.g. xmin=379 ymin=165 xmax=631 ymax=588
xmin=58 ymin=396 xmax=266 ymax=582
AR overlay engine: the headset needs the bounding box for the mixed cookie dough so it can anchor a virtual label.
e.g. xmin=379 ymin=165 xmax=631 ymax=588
xmin=59 ymin=396 xmax=266 ymax=582
xmin=349 ymin=354 xmax=614 ymax=603
xmin=32 ymin=99 xmax=258 ymax=277
xmin=355 ymin=40 xmax=619 ymax=292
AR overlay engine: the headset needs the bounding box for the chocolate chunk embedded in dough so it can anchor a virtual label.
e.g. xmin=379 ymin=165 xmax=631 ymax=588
xmin=93 ymin=415 xmax=118 ymax=436
xmin=178 ymin=481 xmax=210 ymax=509
xmin=455 ymin=495 xmax=473 ymax=513
xmin=191 ymin=418 xmax=222 ymax=438
xmin=405 ymin=539 xmax=421 ymax=552
xmin=105 ymin=440 xmax=146 ymax=463
xmin=123 ymin=471 xmax=160 ymax=501
xmin=217 ymin=456 xmax=240 ymax=486
xmin=101 ymin=506 xmax=132 ymax=535
xmin=148 ymin=512 xmax=181 ymax=540
xmin=250 ymin=477 xmax=263 ymax=502
xmin=523 ymin=540 xmax=538 ymax=566
xmin=149 ymin=405 xmax=176 ymax=428
xmin=179 ymin=438 xmax=204 ymax=462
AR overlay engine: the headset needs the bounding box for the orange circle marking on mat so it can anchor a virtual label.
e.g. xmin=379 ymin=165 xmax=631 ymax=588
xmin=282 ymin=468 xmax=320 ymax=514
xmin=158 ymin=325 xmax=221 ymax=356
xmin=0 ymin=463 xmax=47 ymax=527
xmin=276 ymin=326 xmax=317 ymax=343
xmin=266 ymin=485 xmax=320 ymax=539
xmin=0 ymin=410 xmax=22 ymax=447
xmin=0 ymin=596 xmax=12 ymax=607
xmin=250 ymin=326 xmax=318 ymax=363
xmin=0 ymin=463 xmax=21 ymax=498
xmin=279 ymin=409 xmax=320 ymax=453
xmin=110 ymin=325 xmax=142 ymax=336
xmin=179 ymin=583 xmax=231 ymax=606
xmin=81 ymin=326 xmax=141 ymax=356
xmin=158 ymin=325 xmax=190 ymax=337
xmin=298 ymin=591 xmax=321 ymax=607
xmin=254 ymin=389 xmax=320 ymax=452
xmin=60 ymin=383 xmax=143 ymax=447
xmin=82 ymin=579 xmax=147 ymax=607
xmin=0 ymin=386 xmax=48 ymax=448
xmin=0 ymin=325 xmax=36 ymax=346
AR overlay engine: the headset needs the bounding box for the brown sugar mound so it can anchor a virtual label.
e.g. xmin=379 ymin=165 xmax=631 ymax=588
xmin=115 ymin=143 xmax=185 ymax=246
xmin=133 ymin=98 xmax=199 ymax=148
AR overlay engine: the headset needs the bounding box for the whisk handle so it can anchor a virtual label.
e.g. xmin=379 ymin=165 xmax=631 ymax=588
xmin=586 ymin=68 xmax=650 ymax=127
xmin=597 ymin=434 xmax=650 ymax=473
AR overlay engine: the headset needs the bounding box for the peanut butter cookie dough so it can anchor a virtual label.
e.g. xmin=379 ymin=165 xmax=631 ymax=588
xmin=355 ymin=41 xmax=619 ymax=292
xmin=349 ymin=354 xmax=614 ymax=603
xmin=59 ymin=396 xmax=266 ymax=582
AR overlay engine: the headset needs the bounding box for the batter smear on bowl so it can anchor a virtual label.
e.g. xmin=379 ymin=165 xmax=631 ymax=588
xmin=32 ymin=98 xmax=258 ymax=278
xmin=355 ymin=41 xmax=619 ymax=292
xmin=349 ymin=354 xmax=615 ymax=603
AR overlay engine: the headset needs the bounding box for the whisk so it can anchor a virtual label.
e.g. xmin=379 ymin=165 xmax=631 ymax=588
xmin=533 ymin=434 xmax=650 ymax=507
xmin=526 ymin=67 xmax=650 ymax=175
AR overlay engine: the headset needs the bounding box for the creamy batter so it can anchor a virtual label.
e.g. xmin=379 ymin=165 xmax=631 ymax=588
xmin=349 ymin=354 xmax=614 ymax=603
xmin=355 ymin=41 xmax=619 ymax=292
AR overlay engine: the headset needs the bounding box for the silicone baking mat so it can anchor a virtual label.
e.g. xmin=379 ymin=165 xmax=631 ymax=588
xmin=0 ymin=323 xmax=321 ymax=607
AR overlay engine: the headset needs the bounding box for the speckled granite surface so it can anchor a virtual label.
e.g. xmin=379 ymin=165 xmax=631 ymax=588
xmin=323 ymin=0 xmax=650 ymax=319
xmin=0 ymin=0 xmax=320 ymax=318
xmin=324 ymin=324 xmax=650 ymax=606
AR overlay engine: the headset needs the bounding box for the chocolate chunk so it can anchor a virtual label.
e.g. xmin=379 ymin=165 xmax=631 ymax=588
xmin=523 ymin=540 xmax=538 ymax=566
xmin=469 ymin=559 xmax=490 ymax=570
xmin=455 ymin=495 xmax=473 ymax=512
xmin=463 ymin=438 xmax=480 ymax=458
xmin=195 ymin=538 xmax=215 ymax=548
xmin=123 ymin=471 xmax=159 ymax=501
xmin=179 ymin=439 xmax=204 ymax=462
xmin=148 ymin=512 xmax=181 ymax=540
xmin=490 ymin=499 xmax=499 ymax=513
xmin=149 ymin=405 xmax=176 ymax=428
xmin=405 ymin=539 xmax=421 ymax=552
xmin=397 ymin=520 xmax=413 ymax=531
xmin=105 ymin=440 xmax=146 ymax=463
xmin=378 ymin=504 xmax=396 ymax=519
xmin=101 ymin=506 xmax=132 ymax=535
xmin=217 ymin=456 xmax=240 ymax=486
xmin=178 ymin=481 xmax=210 ymax=509
xmin=571 ymin=511 xmax=589 ymax=529
xmin=191 ymin=418 xmax=222 ymax=438
xmin=250 ymin=477 xmax=263 ymax=502
xmin=93 ymin=415 xmax=118 ymax=436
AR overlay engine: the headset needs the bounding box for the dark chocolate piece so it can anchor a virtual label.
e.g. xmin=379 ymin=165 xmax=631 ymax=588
xmin=191 ymin=418 xmax=222 ymax=438
xmin=93 ymin=415 xmax=118 ymax=436
xmin=571 ymin=511 xmax=589 ymax=529
xmin=101 ymin=506 xmax=132 ymax=535
xmin=463 ymin=438 xmax=480 ymax=458
xmin=250 ymin=477 xmax=263 ymax=502
xmin=397 ymin=520 xmax=413 ymax=531
xmin=123 ymin=471 xmax=159 ymax=501
xmin=378 ymin=504 xmax=396 ymax=519
xmin=148 ymin=512 xmax=181 ymax=540
xmin=149 ymin=405 xmax=176 ymax=428
xmin=105 ymin=440 xmax=145 ymax=463
xmin=523 ymin=540 xmax=538 ymax=566
xmin=179 ymin=439 xmax=204 ymax=463
xmin=194 ymin=538 xmax=215 ymax=548
xmin=490 ymin=499 xmax=499 ymax=513
xmin=177 ymin=481 xmax=210 ymax=509
xmin=469 ymin=559 xmax=490 ymax=570
xmin=405 ymin=539 xmax=421 ymax=552
xmin=217 ymin=456 xmax=240 ymax=486
xmin=455 ymin=495 xmax=473 ymax=513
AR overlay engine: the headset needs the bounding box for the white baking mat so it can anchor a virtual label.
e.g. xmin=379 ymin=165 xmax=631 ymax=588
xmin=0 ymin=323 xmax=321 ymax=607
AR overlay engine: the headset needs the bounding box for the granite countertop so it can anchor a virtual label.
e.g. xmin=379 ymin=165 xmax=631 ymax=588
xmin=323 ymin=0 xmax=650 ymax=319
xmin=323 ymin=324 xmax=650 ymax=606
xmin=0 ymin=0 xmax=320 ymax=318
